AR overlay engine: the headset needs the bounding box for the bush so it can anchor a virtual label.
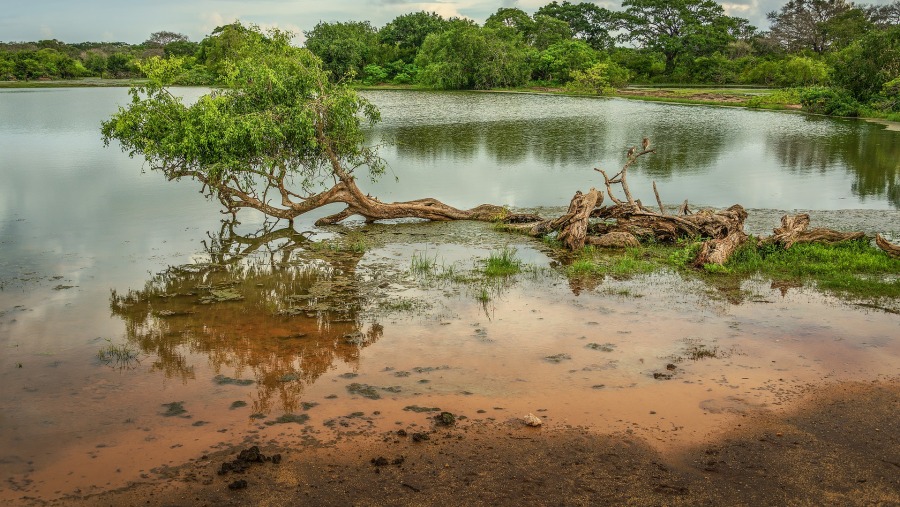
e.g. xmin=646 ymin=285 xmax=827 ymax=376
xmin=363 ymin=64 xmax=388 ymax=85
xmin=740 ymin=56 xmax=830 ymax=87
xmin=799 ymin=87 xmax=861 ymax=117
xmin=566 ymin=61 xmax=630 ymax=95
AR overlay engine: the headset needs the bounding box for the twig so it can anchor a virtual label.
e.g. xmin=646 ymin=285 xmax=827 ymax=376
xmin=652 ymin=181 xmax=665 ymax=215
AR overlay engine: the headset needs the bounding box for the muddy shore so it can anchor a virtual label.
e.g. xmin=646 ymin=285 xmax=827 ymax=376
xmin=34 ymin=378 xmax=898 ymax=507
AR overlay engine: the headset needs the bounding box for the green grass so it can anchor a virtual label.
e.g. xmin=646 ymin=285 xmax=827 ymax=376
xmin=566 ymin=246 xmax=661 ymax=278
xmin=556 ymin=236 xmax=899 ymax=302
xmin=97 ymin=339 xmax=140 ymax=367
xmin=483 ymin=247 xmax=522 ymax=276
xmin=721 ymin=239 xmax=900 ymax=299
xmin=410 ymin=251 xmax=438 ymax=276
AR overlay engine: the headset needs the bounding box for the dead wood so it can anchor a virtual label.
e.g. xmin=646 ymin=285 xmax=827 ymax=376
xmin=763 ymin=214 xmax=866 ymax=249
xmin=876 ymin=234 xmax=900 ymax=258
xmin=694 ymin=230 xmax=748 ymax=266
xmin=586 ymin=232 xmax=640 ymax=248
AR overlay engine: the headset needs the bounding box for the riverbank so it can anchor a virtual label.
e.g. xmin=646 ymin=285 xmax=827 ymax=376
xmin=41 ymin=378 xmax=900 ymax=506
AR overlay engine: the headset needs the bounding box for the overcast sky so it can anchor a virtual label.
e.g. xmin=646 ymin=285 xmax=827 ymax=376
xmin=1 ymin=0 xmax=894 ymax=45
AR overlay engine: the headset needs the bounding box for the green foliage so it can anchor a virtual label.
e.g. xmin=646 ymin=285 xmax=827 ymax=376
xmin=620 ymin=0 xmax=750 ymax=75
xmin=799 ymin=86 xmax=861 ymax=116
xmin=530 ymin=15 xmax=574 ymax=51
xmin=684 ymin=52 xmax=735 ymax=84
xmin=305 ymin=21 xmax=379 ymax=80
xmin=379 ymin=11 xmax=448 ymax=62
xmin=363 ymin=64 xmax=389 ymax=85
xmin=740 ymin=56 xmax=831 ymax=87
xmin=536 ymin=1 xmax=617 ymax=50
xmin=416 ymin=25 xmax=532 ymax=90
xmin=744 ymin=89 xmax=803 ymax=109
xmin=102 ymin=23 xmax=384 ymax=207
xmin=566 ymin=61 xmax=631 ymax=94
xmin=831 ymin=26 xmax=900 ymax=102
xmin=566 ymin=246 xmax=656 ymax=278
xmin=534 ymin=40 xmax=600 ymax=83
xmin=766 ymin=0 xmax=857 ymax=54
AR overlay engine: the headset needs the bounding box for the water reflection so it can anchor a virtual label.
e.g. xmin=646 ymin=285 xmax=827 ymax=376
xmin=109 ymin=221 xmax=382 ymax=414
xmin=767 ymin=121 xmax=900 ymax=207
xmin=362 ymin=90 xmax=900 ymax=209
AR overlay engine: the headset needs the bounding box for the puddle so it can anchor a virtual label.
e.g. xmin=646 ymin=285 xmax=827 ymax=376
xmin=0 ymin=221 xmax=898 ymax=501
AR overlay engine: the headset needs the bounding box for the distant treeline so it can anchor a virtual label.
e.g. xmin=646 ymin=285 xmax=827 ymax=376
xmin=2 ymin=1 xmax=898 ymax=117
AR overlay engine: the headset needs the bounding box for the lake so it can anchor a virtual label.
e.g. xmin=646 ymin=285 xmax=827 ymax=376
xmin=0 ymin=87 xmax=898 ymax=502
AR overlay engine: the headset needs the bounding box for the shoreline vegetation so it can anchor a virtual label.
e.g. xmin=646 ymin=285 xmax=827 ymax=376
xmin=3 ymin=1 xmax=899 ymax=121
xmin=4 ymin=78 xmax=899 ymax=123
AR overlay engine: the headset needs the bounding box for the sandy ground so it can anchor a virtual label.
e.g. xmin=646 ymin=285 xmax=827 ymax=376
xmin=33 ymin=378 xmax=899 ymax=507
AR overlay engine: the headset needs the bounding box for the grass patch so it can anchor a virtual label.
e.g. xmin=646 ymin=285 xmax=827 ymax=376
xmin=483 ymin=247 xmax=521 ymax=276
xmin=410 ymin=250 xmax=438 ymax=276
xmin=566 ymin=246 xmax=662 ymax=279
xmin=554 ymin=235 xmax=898 ymax=303
xmin=96 ymin=339 xmax=140 ymax=367
xmin=722 ymin=239 xmax=900 ymax=299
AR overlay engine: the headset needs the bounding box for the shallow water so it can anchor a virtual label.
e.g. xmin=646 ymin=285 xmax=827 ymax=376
xmin=0 ymin=88 xmax=898 ymax=501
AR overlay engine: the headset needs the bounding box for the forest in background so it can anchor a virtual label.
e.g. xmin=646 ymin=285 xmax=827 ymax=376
xmin=1 ymin=0 xmax=898 ymax=119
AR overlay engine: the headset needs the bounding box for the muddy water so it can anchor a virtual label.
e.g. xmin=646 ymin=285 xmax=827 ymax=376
xmin=0 ymin=88 xmax=899 ymax=503
xmin=2 ymin=221 xmax=898 ymax=501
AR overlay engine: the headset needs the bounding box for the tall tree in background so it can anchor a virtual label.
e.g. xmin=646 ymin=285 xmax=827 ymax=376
xmin=304 ymin=21 xmax=378 ymax=79
xmin=416 ymin=24 xmax=532 ymax=89
xmin=378 ymin=11 xmax=447 ymax=63
xmin=765 ymin=0 xmax=854 ymax=53
xmin=866 ymin=1 xmax=900 ymax=26
xmin=620 ymin=0 xmax=747 ymax=74
xmin=144 ymin=31 xmax=189 ymax=47
xmin=536 ymin=1 xmax=617 ymax=50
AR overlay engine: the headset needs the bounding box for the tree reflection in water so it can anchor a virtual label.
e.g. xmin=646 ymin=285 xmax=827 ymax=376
xmin=109 ymin=220 xmax=382 ymax=415
xmin=768 ymin=119 xmax=900 ymax=208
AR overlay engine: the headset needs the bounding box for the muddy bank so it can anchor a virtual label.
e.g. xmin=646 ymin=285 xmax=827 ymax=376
xmin=39 ymin=378 xmax=898 ymax=507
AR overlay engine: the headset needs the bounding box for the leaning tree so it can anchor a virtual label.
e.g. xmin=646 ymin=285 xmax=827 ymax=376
xmin=102 ymin=24 xmax=508 ymax=227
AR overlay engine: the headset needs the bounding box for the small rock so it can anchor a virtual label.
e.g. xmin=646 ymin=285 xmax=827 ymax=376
xmin=523 ymin=413 xmax=542 ymax=427
xmin=228 ymin=479 xmax=248 ymax=490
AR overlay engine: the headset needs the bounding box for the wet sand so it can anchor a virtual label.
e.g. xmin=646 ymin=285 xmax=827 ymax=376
xmin=36 ymin=378 xmax=899 ymax=507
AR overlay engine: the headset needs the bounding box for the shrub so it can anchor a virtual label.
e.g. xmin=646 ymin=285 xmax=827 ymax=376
xmin=566 ymin=61 xmax=630 ymax=95
xmin=799 ymin=87 xmax=861 ymax=117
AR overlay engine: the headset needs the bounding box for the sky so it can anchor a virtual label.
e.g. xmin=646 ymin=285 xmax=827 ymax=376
xmin=0 ymin=0 xmax=895 ymax=45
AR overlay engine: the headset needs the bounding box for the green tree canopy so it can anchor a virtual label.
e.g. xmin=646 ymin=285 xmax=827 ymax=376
xmin=304 ymin=21 xmax=379 ymax=79
xmin=102 ymin=23 xmax=506 ymax=226
xmin=536 ymin=1 xmax=617 ymax=50
xmin=416 ymin=25 xmax=532 ymax=90
xmin=620 ymin=0 xmax=750 ymax=74
xmin=378 ymin=11 xmax=448 ymax=62
xmin=831 ymin=25 xmax=900 ymax=101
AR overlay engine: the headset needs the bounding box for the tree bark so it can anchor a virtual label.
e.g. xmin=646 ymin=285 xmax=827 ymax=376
xmin=763 ymin=214 xmax=866 ymax=248
xmin=876 ymin=234 xmax=900 ymax=258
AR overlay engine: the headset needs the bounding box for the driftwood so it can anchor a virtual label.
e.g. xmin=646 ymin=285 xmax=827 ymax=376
xmin=498 ymin=138 xmax=890 ymax=268
xmin=763 ymin=214 xmax=866 ymax=248
xmin=502 ymin=141 xmax=749 ymax=264
xmin=876 ymin=234 xmax=900 ymax=258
